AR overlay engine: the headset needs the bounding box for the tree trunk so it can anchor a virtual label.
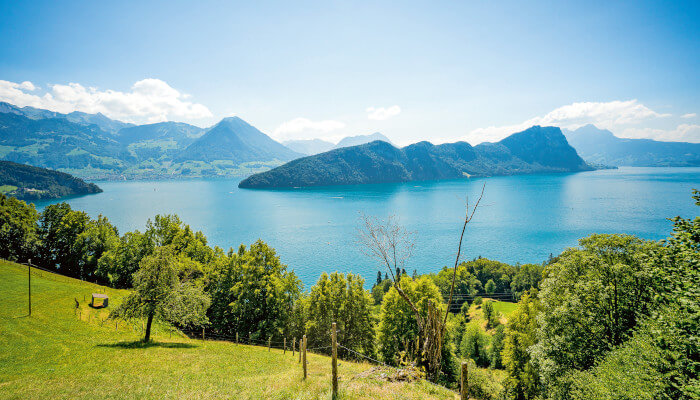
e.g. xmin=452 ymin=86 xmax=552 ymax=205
xmin=144 ymin=312 xmax=154 ymax=342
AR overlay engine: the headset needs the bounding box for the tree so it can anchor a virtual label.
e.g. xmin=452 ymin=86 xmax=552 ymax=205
xmin=510 ymin=263 xmax=544 ymax=299
xmin=482 ymin=300 xmax=497 ymax=328
xmin=377 ymin=276 xmax=443 ymax=364
xmin=530 ymin=234 xmax=658 ymax=397
xmin=484 ymin=279 xmax=496 ymax=295
xmin=0 ymin=194 xmax=38 ymax=262
xmin=111 ymin=247 xmax=210 ymax=342
xmin=305 ymin=272 xmax=375 ymax=357
xmin=208 ymin=241 xmax=301 ymax=341
xmin=460 ymin=324 xmax=490 ymax=367
xmin=73 ymin=215 xmax=119 ymax=282
xmin=37 ymin=203 xmax=90 ymax=278
xmin=502 ymin=291 xmax=542 ymax=400
xmin=489 ymin=324 xmax=505 ymax=368
xmin=96 ymin=230 xmax=153 ymax=288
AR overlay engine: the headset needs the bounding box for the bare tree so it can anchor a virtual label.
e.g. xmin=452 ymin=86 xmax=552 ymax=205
xmin=357 ymin=183 xmax=485 ymax=379
xmin=357 ymin=215 xmax=424 ymax=330
xmin=444 ymin=183 xmax=485 ymax=325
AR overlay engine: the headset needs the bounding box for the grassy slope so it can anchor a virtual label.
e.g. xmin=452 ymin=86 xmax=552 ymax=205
xmin=0 ymin=261 xmax=456 ymax=400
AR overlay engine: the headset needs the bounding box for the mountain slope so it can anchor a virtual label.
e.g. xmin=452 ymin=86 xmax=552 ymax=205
xmin=0 ymin=161 xmax=102 ymax=200
xmin=0 ymin=101 xmax=133 ymax=133
xmin=0 ymin=260 xmax=455 ymax=400
xmin=564 ymin=124 xmax=700 ymax=167
xmin=116 ymin=121 xmax=204 ymax=145
xmin=282 ymin=138 xmax=335 ymax=155
xmin=335 ymin=132 xmax=393 ymax=149
xmin=177 ymin=117 xmax=302 ymax=163
xmin=239 ymin=126 xmax=592 ymax=188
xmin=0 ymin=112 xmax=132 ymax=173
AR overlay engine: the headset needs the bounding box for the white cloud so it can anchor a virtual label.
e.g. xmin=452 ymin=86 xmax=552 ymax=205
xmin=465 ymin=100 xmax=673 ymax=144
xmin=681 ymin=113 xmax=697 ymax=119
xmin=367 ymin=105 xmax=401 ymax=120
xmin=273 ymin=117 xmax=346 ymax=141
xmin=0 ymin=78 xmax=212 ymax=124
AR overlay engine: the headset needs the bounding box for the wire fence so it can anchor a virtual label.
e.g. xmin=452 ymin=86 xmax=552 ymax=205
xmin=179 ymin=326 xmax=459 ymax=396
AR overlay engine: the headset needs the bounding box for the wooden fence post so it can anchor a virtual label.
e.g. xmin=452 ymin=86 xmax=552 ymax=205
xmin=299 ymin=338 xmax=302 ymax=363
xmin=292 ymin=337 xmax=296 ymax=357
xmin=202 ymin=327 xmax=206 ymax=340
xmin=236 ymin=332 xmax=239 ymax=345
xmin=284 ymin=337 xmax=287 ymax=354
xmin=302 ymin=334 xmax=307 ymax=379
xmin=268 ymin=336 xmax=271 ymax=351
xmin=461 ymin=361 xmax=468 ymax=400
xmin=332 ymin=322 xmax=338 ymax=399
xmin=249 ymin=331 xmax=252 ymax=345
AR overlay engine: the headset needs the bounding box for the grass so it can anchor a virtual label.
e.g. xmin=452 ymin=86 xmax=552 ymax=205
xmin=0 ymin=260 xmax=457 ymax=400
xmin=0 ymin=185 xmax=18 ymax=195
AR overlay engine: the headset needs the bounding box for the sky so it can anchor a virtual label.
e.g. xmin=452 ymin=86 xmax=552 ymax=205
xmin=0 ymin=0 xmax=698 ymax=145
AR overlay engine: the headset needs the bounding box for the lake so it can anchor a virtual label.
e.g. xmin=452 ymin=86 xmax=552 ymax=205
xmin=33 ymin=167 xmax=700 ymax=287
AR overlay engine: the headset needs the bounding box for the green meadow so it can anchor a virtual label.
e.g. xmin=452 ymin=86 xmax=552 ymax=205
xmin=0 ymin=261 xmax=457 ymax=400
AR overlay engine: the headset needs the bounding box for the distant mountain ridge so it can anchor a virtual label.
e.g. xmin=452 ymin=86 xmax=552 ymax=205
xmin=283 ymin=132 xmax=393 ymax=155
xmin=239 ymin=126 xmax=592 ymax=188
xmin=282 ymin=139 xmax=335 ymax=155
xmin=334 ymin=132 xmax=392 ymax=149
xmin=0 ymin=160 xmax=102 ymax=200
xmin=0 ymin=103 xmax=302 ymax=179
xmin=0 ymin=101 xmax=133 ymax=133
xmin=564 ymin=124 xmax=700 ymax=167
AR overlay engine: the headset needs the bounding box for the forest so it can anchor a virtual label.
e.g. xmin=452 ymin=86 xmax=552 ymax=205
xmin=0 ymin=191 xmax=697 ymax=400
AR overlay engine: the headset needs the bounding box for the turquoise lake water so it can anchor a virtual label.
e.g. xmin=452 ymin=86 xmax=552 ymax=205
xmin=32 ymin=167 xmax=700 ymax=287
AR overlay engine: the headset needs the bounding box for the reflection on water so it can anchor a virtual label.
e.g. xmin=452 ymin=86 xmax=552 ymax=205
xmin=32 ymin=167 xmax=700 ymax=286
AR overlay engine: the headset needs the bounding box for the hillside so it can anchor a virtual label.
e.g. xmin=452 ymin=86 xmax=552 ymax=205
xmin=0 ymin=161 xmax=102 ymax=200
xmin=564 ymin=124 xmax=700 ymax=166
xmin=0 ymin=261 xmax=455 ymax=400
xmin=0 ymin=112 xmax=133 ymax=175
xmin=239 ymin=126 xmax=592 ymax=188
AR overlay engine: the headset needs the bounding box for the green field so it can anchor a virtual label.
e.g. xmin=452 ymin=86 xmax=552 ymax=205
xmin=0 ymin=261 xmax=457 ymax=400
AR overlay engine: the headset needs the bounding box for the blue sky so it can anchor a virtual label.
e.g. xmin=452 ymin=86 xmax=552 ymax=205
xmin=0 ymin=0 xmax=698 ymax=144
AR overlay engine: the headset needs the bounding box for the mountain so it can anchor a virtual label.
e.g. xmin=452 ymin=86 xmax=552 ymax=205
xmin=0 ymin=101 xmax=302 ymax=179
xmin=282 ymin=139 xmax=335 ymax=155
xmin=564 ymin=124 xmax=700 ymax=167
xmin=334 ymin=132 xmax=392 ymax=149
xmin=0 ymin=161 xmax=102 ymax=200
xmin=238 ymin=126 xmax=592 ymax=188
xmin=116 ymin=121 xmax=203 ymax=145
xmin=177 ymin=117 xmax=302 ymax=163
xmin=0 ymin=112 xmax=132 ymax=174
xmin=0 ymin=101 xmax=133 ymax=133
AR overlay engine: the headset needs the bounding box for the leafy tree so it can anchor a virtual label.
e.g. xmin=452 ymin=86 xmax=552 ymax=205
xmin=485 ymin=279 xmax=496 ymax=294
xmin=73 ymin=215 xmax=119 ymax=282
xmin=460 ymin=324 xmax=490 ymax=367
xmin=502 ymin=291 xmax=542 ymax=400
xmin=482 ymin=300 xmax=498 ymax=328
xmin=371 ymin=278 xmax=392 ymax=305
xmin=305 ymin=272 xmax=375 ymax=356
xmin=96 ymin=230 xmax=152 ymax=288
xmin=377 ymin=276 xmax=443 ymax=364
xmin=510 ymin=263 xmax=544 ymax=299
xmin=530 ymin=234 xmax=658 ymax=398
xmin=208 ymin=241 xmax=301 ymax=341
xmin=431 ymin=264 xmax=482 ymax=310
xmin=489 ymin=324 xmax=505 ymax=368
xmin=111 ymin=247 xmax=210 ymax=341
xmin=0 ymin=194 xmax=38 ymax=262
xmin=37 ymin=203 xmax=90 ymax=278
